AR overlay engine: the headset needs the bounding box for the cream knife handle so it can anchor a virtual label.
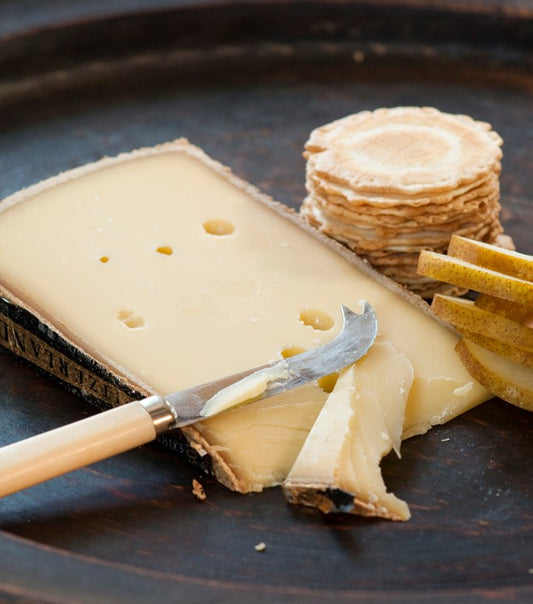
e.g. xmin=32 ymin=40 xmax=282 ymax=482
xmin=0 ymin=396 xmax=175 ymax=498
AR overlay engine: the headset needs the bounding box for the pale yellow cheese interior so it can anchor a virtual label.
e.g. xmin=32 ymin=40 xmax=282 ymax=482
xmin=0 ymin=143 xmax=491 ymax=492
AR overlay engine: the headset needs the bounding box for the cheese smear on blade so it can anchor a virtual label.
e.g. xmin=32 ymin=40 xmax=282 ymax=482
xmin=283 ymin=340 xmax=413 ymax=520
xmin=201 ymin=362 xmax=290 ymax=417
xmin=0 ymin=140 xmax=490 ymax=492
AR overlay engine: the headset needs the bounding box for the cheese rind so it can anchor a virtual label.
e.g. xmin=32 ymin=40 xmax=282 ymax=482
xmin=0 ymin=140 xmax=491 ymax=492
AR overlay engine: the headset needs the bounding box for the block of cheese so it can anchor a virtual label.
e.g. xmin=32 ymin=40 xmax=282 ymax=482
xmin=0 ymin=140 xmax=491 ymax=493
xmin=283 ymin=340 xmax=413 ymax=520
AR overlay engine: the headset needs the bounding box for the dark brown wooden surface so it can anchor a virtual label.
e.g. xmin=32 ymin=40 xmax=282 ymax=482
xmin=0 ymin=1 xmax=532 ymax=602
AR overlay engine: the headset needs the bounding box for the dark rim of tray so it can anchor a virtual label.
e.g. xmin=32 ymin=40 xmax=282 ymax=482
xmin=0 ymin=1 xmax=532 ymax=113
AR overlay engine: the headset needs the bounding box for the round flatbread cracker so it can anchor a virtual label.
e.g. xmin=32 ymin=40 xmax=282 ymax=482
xmin=305 ymin=106 xmax=502 ymax=195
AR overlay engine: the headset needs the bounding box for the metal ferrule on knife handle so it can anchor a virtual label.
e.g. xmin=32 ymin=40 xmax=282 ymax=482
xmin=140 ymin=394 xmax=178 ymax=434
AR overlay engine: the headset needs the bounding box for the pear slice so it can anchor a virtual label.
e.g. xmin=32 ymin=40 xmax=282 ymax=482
xmin=475 ymin=294 xmax=533 ymax=327
xmin=283 ymin=340 xmax=413 ymax=521
xmin=432 ymin=294 xmax=533 ymax=349
xmin=458 ymin=330 xmax=533 ymax=369
xmin=417 ymin=251 xmax=533 ymax=305
xmin=447 ymin=235 xmax=533 ymax=281
xmin=455 ymin=339 xmax=533 ymax=411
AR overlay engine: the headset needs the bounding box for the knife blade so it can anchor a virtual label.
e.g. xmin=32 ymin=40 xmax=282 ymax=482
xmin=164 ymin=302 xmax=377 ymax=426
xmin=0 ymin=302 xmax=377 ymax=498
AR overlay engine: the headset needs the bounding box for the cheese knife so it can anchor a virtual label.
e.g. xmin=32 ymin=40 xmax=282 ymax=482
xmin=0 ymin=302 xmax=377 ymax=498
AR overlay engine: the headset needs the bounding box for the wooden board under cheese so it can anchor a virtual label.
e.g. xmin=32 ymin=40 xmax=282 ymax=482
xmin=0 ymin=139 xmax=491 ymax=493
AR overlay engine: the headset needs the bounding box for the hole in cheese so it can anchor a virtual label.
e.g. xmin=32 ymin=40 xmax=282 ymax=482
xmin=156 ymin=245 xmax=173 ymax=256
xmin=280 ymin=346 xmax=306 ymax=359
xmin=298 ymin=309 xmax=334 ymax=331
xmin=203 ymin=219 xmax=235 ymax=236
xmin=117 ymin=309 xmax=146 ymax=330
xmin=317 ymin=372 xmax=340 ymax=393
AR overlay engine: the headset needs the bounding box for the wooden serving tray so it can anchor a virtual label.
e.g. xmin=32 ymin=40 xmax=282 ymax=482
xmin=0 ymin=1 xmax=532 ymax=602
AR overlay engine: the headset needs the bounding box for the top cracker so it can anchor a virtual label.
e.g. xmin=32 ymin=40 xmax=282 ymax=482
xmin=305 ymin=106 xmax=503 ymax=196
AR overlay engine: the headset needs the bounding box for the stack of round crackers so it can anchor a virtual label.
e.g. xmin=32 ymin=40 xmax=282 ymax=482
xmin=300 ymin=106 xmax=510 ymax=298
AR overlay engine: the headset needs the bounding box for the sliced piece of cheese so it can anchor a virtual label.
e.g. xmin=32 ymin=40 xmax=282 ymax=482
xmin=283 ymin=340 xmax=413 ymax=520
xmin=0 ymin=140 xmax=490 ymax=492
xmin=193 ymin=384 xmax=328 ymax=491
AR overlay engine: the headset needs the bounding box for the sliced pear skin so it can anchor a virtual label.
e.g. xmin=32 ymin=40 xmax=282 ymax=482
xmin=447 ymin=235 xmax=533 ymax=281
xmin=455 ymin=339 xmax=533 ymax=411
xmin=417 ymin=251 xmax=533 ymax=305
xmin=474 ymin=294 xmax=533 ymax=327
xmin=459 ymin=330 xmax=533 ymax=369
xmin=283 ymin=340 xmax=413 ymax=521
xmin=431 ymin=294 xmax=533 ymax=349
